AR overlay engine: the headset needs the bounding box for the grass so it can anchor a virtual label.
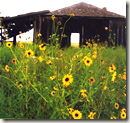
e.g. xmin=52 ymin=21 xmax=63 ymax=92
xmin=71 ymin=42 xmax=79 ymax=48
xmin=0 ymin=41 xmax=126 ymax=119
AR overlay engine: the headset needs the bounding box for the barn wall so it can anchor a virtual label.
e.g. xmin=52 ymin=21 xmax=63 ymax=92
xmin=109 ymin=20 xmax=126 ymax=47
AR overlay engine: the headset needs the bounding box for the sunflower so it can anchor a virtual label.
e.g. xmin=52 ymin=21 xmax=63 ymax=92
xmin=92 ymin=55 xmax=97 ymax=59
xmin=25 ymin=49 xmax=34 ymax=57
xmin=121 ymin=108 xmax=126 ymax=113
xmin=58 ymin=21 xmax=61 ymax=25
xmin=38 ymin=56 xmax=43 ymax=62
xmin=53 ymin=87 xmax=58 ymax=91
xmin=81 ymin=93 xmax=87 ymax=98
xmin=110 ymin=116 xmax=116 ymax=119
xmin=88 ymin=112 xmax=96 ymax=119
xmin=113 ymin=71 xmax=117 ymax=77
xmin=121 ymin=112 xmax=126 ymax=119
xmin=51 ymin=15 xmax=55 ymax=19
xmin=18 ymin=84 xmax=23 ymax=88
xmin=124 ymin=71 xmax=126 ymax=75
xmin=105 ymin=27 xmax=108 ymax=30
xmin=80 ymin=89 xmax=87 ymax=93
xmin=111 ymin=75 xmax=116 ymax=82
xmin=12 ymin=59 xmax=16 ymax=64
xmin=68 ymin=108 xmax=74 ymax=114
xmin=109 ymin=64 xmax=116 ymax=73
xmin=71 ymin=13 xmax=75 ymax=17
xmin=20 ymin=44 xmax=24 ymax=48
xmin=93 ymin=43 xmax=97 ymax=47
xmin=93 ymin=51 xmax=97 ymax=55
xmin=5 ymin=65 xmax=9 ymax=72
xmin=89 ymin=77 xmax=95 ymax=83
xmin=104 ymin=86 xmax=107 ymax=90
xmin=101 ymin=60 xmax=104 ymax=64
xmin=19 ymin=31 xmax=22 ymax=34
xmin=55 ymin=57 xmax=59 ymax=60
xmin=84 ymin=56 xmax=93 ymax=66
xmin=124 ymin=85 xmax=126 ymax=89
xmin=50 ymin=76 xmax=56 ymax=80
xmin=123 ymin=93 xmax=126 ymax=97
xmin=38 ymin=33 xmax=42 ymax=37
xmin=51 ymin=91 xmax=55 ymax=96
xmin=72 ymin=110 xmax=82 ymax=119
xmin=114 ymin=102 xmax=119 ymax=109
xmin=97 ymin=39 xmax=100 ymax=42
xmin=122 ymin=74 xmax=126 ymax=81
xmin=39 ymin=43 xmax=46 ymax=51
xmin=62 ymin=74 xmax=73 ymax=87
xmin=118 ymin=74 xmax=122 ymax=78
xmin=24 ymin=66 xmax=27 ymax=70
xmin=46 ymin=61 xmax=53 ymax=65
xmin=6 ymin=42 xmax=12 ymax=48
xmin=89 ymin=70 xmax=93 ymax=73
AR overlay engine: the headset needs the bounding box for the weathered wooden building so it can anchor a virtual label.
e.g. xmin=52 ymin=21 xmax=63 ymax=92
xmin=0 ymin=2 xmax=126 ymax=47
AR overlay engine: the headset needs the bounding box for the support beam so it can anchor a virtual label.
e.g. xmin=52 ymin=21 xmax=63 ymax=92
xmin=79 ymin=26 xmax=82 ymax=47
xmin=121 ymin=22 xmax=124 ymax=46
xmin=33 ymin=20 xmax=36 ymax=43
xmin=117 ymin=24 xmax=120 ymax=46
xmin=82 ymin=26 xmax=84 ymax=45
xmin=38 ymin=15 xmax=42 ymax=34
xmin=46 ymin=17 xmax=50 ymax=43
xmin=38 ymin=15 xmax=42 ymax=43
xmin=108 ymin=20 xmax=112 ymax=46
xmin=13 ymin=36 xmax=16 ymax=46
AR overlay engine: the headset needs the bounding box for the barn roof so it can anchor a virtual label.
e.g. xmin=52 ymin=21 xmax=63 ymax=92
xmin=3 ymin=10 xmax=50 ymax=22
xmin=51 ymin=2 xmax=126 ymax=19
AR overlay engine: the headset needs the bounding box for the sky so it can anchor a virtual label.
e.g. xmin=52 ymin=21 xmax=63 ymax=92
xmin=0 ymin=0 xmax=126 ymax=42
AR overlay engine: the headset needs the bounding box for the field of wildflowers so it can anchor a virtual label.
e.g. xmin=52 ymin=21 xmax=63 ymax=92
xmin=0 ymin=14 xmax=126 ymax=119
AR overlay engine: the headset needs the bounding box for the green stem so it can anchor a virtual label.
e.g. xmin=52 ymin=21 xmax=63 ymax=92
xmin=60 ymin=16 xmax=71 ymax=46
xmin=0 ymin=75 xmax=17 ymax=87
xmin=28 ymin=80 xmax=49 ymax=103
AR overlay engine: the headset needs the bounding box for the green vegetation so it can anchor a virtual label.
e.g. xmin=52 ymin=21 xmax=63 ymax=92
xmin=0 ymin=42 xmax=126 ymax=119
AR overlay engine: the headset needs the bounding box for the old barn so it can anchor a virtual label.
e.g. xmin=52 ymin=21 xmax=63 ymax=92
xmin=0 ymin=2 xmax=126 ymax=47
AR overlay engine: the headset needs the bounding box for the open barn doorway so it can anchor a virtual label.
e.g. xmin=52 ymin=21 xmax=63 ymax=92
xmin=70 ymin=33 xmax=80 ymax=48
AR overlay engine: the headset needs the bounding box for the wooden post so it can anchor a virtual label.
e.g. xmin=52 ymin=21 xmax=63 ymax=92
xmin=38 ymin=15 xmax=42 ymax=34
xmin=117 ymin=24 xmax=119 ymax=46
xmin=124 ymin=24 xmax=126 ymax=47
xmin=79 ymin=26 xmax=82 ymax=47
xmin=46 ymin=17 xmax=50 ymax=43
xmin=82 ymin=26 xmax=84 ymax=45
xmin=0 ymin=28 xmax=2 ymax=42
xmin=33 ymin=20 xmax=36 ymax=43
xmin=121 ymin=22 xmax=124 ymax=46
xmin=0 ymin=18 xmax=2 ymax=43
xmin=108 ymin=20 xmax=112 ymax=46
xmin=13 ymin=35 xmax=16 ymax=46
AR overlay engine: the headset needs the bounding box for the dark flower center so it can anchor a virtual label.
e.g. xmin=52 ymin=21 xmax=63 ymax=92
xmin=8 ymin=44 xmax=10 ymax=46
xmin=75 ymin=113 xmax=79 ymax=117
xmin=65 ymin=77 xmax=69 ymax=82
xmin=41 ymin=44 xmax=46 ymax=48
xmin=28 ymin=52 xmax=31 ymax=55
xmin=91 ymin=79 xmax=93 ymax=81
xmin=87 ymin=60 xmax=90 ymax=63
